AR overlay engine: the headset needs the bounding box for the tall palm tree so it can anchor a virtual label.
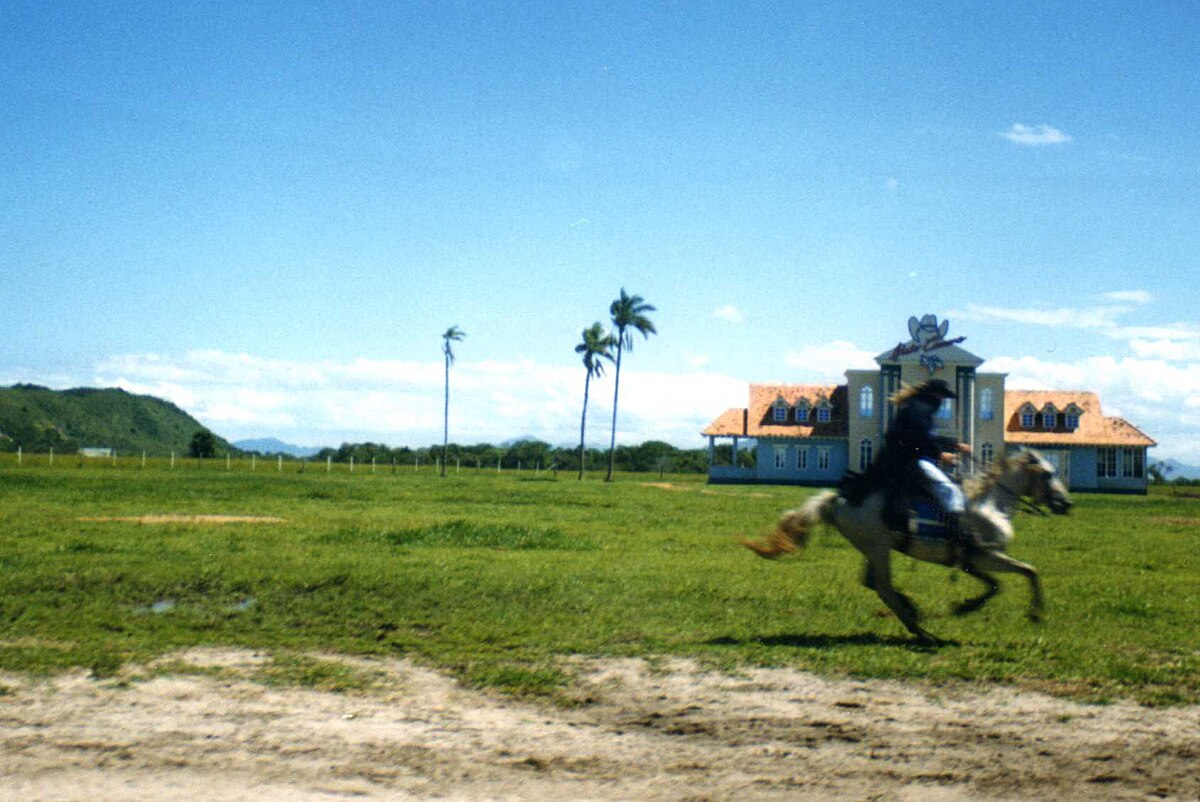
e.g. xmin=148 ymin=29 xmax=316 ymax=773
xmin=605 ymin=288 xmax=657 ymax=482
xmin=575 ymin=322 xmax=616 ymax=480
xmin=441 ymin=325 xmax=465 ymax=477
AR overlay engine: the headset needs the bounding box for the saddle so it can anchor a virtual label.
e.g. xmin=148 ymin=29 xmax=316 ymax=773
xmin=839 ymin=462 xmax=944 ymax=536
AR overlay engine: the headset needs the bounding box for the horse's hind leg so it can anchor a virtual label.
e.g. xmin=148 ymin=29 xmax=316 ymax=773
xmin=970 ymin=552 xmax=1044 ymax=622
xmin=954 ymin=566 xmax=1000 ymax=616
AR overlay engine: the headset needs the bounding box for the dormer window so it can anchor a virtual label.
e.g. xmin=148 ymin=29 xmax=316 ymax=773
xmin=770 ymin=396 xmax=789 ymax=423
xmin=1019 ymin=404 xmax=1036 ymax=429
xmin=1063 ymin=403 xmax=1083 ymax=431
xmin=794 ymin=403 xmax=810 ymax=423
xmin=1042 ymin=405 xmax=1058 ymax=429
xmin=815 ymin=399 xmax=832 ymax=423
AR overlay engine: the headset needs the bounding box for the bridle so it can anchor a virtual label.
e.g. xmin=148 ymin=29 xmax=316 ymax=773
xmin=973 ymin=456 xmax=1049 ymax=517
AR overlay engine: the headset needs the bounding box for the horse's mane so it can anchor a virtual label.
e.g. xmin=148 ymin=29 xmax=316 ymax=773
xmin=964 ymin=453 xmax=1025 ymax=500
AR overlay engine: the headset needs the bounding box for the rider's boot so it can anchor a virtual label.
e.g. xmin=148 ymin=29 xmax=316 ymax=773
xmin=947 ymin=512 xmax=984 ymax=567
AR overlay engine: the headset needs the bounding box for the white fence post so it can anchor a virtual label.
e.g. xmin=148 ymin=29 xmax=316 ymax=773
xmin=170 ymin=451 xmax=175 ymax=469
xmin=278 ymin=455 xmax=283 ymax=473
xmin=49 ymin=448 xmax=54 ymax=467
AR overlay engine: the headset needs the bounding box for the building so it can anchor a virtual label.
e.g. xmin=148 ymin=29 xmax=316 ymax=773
xmin=702 ymin=314 xmax=1156 ymax=493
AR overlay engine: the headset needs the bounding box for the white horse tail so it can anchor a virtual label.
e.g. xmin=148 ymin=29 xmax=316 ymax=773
xmin=742 ymin=490 xmax=838 ymax=560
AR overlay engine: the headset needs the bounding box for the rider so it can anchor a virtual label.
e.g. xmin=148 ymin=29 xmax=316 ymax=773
xmin=880 ymin=379 xmax=981 ymax=562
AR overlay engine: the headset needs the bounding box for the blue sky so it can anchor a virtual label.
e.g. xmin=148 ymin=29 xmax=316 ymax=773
xmin=3 ymin=2 xmax=1198 ymax=460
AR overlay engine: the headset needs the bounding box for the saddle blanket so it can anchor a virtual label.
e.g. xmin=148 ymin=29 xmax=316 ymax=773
xmin=910 ymin=500 xmax=950 ymax=540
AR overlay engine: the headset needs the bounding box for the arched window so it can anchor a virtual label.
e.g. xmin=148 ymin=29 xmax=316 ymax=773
xmin=979 ymin=388 xmax=994 ymax=421
xmin=980 ymin=442 xmax=994 ymax=469
xmin=859 ymin=438 xmax=873 ymax=471
xmin=859 ymin=386 xmax=874 ymax=417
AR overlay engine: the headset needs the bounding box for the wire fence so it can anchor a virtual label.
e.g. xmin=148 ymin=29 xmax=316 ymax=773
xmin=0 ymin=449 xmax=572 ymax=477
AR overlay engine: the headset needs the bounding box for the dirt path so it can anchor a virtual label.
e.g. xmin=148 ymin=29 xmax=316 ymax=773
xmin=2 ymin=650 xmax=1196 ymax=801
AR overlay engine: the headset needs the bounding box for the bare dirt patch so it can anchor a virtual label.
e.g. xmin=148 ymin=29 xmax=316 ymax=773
xmin=78 ymin=514 xmax=287 ymax=525
xmin=1 ymin=651 xmax=1196 ymax=801
xmin=1149 ymin=516 xmax=1200 ymax=527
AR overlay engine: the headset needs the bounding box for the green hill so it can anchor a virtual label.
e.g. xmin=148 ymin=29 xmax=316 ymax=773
xmin=0 ymin=384 xmax=232 ymax=456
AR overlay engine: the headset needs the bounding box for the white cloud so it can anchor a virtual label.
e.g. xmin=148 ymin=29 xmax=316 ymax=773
xmin=1001 ymin=123 xmax=1072 ymax=146
xmin=1129 ymin=339 xmax=1200 ymax=361
xmin=1102 ymin=290 xmax=1153 ymax=304
xmin=78 ymin=350 xmax=747 ymax=450
xmin=712 ymin=305 xmax=745 ymax=324
xmin=785 ymin=340 xmax=877 ymax=381
xmin=954 ymin=303 xmax=1120 ymax=330
xmin=953 ymin=303 xmax=1200 ymax=346
xmin=990 ymin=353 xmax=1200 ymax=460
xmin=948 ymin=300 xmax=1200 ymax=461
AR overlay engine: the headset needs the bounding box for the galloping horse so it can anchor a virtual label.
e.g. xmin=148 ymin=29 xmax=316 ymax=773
xmin=743 ymin=449 xmax=1072 ymax=644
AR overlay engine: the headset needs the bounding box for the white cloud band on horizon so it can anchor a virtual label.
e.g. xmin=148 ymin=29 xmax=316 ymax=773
xmin=66 ymin=350 xmax=749 ymax=451
xmin=6 ymin=324 xmax=1199 ymax=463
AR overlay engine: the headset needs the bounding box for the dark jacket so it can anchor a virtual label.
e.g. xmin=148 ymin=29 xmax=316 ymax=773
xmin=883 ymin=391 xmax=957 ymax=465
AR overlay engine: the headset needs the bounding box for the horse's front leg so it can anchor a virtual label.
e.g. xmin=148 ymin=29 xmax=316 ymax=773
xmin=954 ymin=565 xmax=1000 ymax=616
xmin=971 ymin=551 xmax=1044 ymax=622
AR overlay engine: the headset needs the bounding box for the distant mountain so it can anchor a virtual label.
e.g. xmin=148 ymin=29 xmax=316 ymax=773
xmin=0 ymin=384 xmax=233 ymax=455
xmin=1157 ymin=458 xmax=1200 ymax=481
xmin=233 ymin=437 xmax=321 ymax=458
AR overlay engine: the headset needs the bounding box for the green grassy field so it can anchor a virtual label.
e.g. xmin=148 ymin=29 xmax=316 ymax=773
xmin=1 ymin=460 xmax=1197 ymax=705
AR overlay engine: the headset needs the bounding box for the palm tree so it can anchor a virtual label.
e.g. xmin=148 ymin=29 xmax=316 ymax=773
xmin=441 ymin=325 xmax=465 ymax=477
xmin=575 ymin=322 xmax=616 ymax=480
xmin=605 ymin=288 xmax=657 ymax=482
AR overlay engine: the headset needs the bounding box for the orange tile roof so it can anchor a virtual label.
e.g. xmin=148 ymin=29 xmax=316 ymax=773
xmin=701 ymin=407 xmax=748 ymax=437
xmin=1003 ymin=390 xmax=1156 ymax=447
xmin=702 ymin=383 xmax=848 ymax=439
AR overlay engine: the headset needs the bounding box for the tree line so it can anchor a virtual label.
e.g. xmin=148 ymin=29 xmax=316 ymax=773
xmin=289 ymin=439 xmax=749 ymax=475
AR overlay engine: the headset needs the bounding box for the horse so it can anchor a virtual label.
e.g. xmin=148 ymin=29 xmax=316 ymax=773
xmin=742 ymin=449 xmax=1073 ymax=644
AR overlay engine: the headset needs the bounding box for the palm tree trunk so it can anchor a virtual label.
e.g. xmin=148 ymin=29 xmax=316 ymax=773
xmin=442 ymin=353 xmax=450 ymax=478
xmin=578 ymin=372 xmax=591 ymax=480
xmin=605 ymin=343 xmax=624 ymax=482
